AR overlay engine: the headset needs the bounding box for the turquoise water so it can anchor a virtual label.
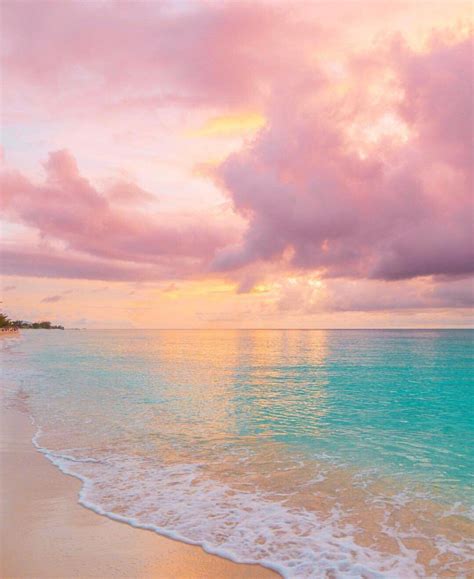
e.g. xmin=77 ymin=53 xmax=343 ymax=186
xmin=2 ymin=330 xmax=473 ymax=577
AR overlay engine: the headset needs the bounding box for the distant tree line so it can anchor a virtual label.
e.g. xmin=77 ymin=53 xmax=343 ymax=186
xmin=0 ymin=313 xmax=64 ymax=330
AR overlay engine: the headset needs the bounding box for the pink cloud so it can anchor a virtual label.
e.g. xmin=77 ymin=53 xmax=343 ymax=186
xmin=212 ymin=36 xmax=473 ymax=283
xmin=396 ymin=37 xmax=473 ymax=171
xmin=326 ymin=278 xmax=474 ymax=312
xmin=106 ymin=182 xmax=155 ymax=205
xmin=41 ymin=294 xmax=62 ymax=303
xmin=1 ymin=1 xmax=309 ymax=119
xmin=1 ymin=244 xmax=179 ymax=282
xmin=276 ymin=277 xmax=474 ymax=315
xmin=1 ymin=150 xmax=238 ymax=278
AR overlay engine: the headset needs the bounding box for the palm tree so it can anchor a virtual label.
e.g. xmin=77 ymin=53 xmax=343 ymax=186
xmin=0 ymin=313 xmax=13 ymax=328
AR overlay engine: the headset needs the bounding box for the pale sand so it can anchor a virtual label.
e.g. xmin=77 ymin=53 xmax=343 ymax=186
xmin=0 ymin=406 xmax=277 ymax=578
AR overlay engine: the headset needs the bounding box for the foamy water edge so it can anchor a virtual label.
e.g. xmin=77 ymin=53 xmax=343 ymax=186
xmin=29 ymin=422 xmax=432 ymax=579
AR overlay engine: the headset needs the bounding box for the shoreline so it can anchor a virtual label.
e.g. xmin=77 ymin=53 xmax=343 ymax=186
xmin=0 ymin=405 xmax=277 ymax=579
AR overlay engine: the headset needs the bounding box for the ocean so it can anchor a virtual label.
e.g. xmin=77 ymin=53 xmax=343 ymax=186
xmin=2 ymin=329 xmax=473 ymax=577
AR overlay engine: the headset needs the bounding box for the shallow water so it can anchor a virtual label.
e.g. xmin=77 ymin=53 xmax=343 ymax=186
xmin=2 ymin=329 xmax=473 ymax=577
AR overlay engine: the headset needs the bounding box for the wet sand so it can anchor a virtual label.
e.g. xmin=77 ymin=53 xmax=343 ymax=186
xmin=0 ymin=406 xmax=277 ymax=578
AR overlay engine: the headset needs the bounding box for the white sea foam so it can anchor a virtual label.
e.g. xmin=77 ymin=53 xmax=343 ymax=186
xmin=31 ymin=431 xmax=432 ymax=579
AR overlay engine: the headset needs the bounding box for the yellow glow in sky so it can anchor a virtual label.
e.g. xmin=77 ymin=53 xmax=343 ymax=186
xmin=189 ymin=112 xmax=266 ymax=138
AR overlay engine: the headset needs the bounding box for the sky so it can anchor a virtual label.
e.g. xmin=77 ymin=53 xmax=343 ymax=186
xmin=1 ymin=0 xmax=473 ymax=329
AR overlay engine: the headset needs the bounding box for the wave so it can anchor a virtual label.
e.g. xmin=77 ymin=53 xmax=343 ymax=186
xmin=30 ymin=428 xmax=433 ymax=579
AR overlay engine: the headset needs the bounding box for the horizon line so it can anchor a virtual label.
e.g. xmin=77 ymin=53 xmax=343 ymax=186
xmin=59 ymin=327 xmax=474 ymax=331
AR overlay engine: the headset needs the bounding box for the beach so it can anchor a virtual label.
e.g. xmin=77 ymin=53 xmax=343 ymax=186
xmin=0 ymin=404 xmax=276 ymax=579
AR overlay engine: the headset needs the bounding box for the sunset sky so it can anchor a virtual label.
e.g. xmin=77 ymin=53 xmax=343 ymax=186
xmin=1 ymin=0 xmax=472 ymax=328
